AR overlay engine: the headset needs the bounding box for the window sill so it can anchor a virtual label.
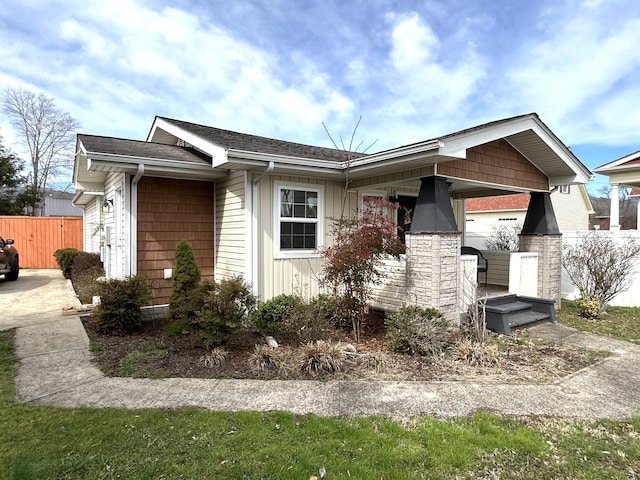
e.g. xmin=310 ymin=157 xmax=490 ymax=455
xmin=274 ymin=250 xmax=322 ymax=260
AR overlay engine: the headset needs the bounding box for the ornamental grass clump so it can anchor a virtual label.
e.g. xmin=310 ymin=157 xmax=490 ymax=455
xmin=248 ymin=344 xmax=285 ymax=372
xmin=299 ymin=340 xmax=346 ymax=375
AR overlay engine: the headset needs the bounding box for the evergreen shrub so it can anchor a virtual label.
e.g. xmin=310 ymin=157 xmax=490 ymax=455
xmin=192 ymin=276 xmax=256 ymax=348
xmin=168 ymin=240 xmax=202 ymax=324
xmin=93 ymin=275 xmax=151 ymax=335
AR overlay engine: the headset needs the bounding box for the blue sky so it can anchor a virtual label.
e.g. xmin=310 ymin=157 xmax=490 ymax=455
xmin=1 ymin=0 xmax=639 ymax=194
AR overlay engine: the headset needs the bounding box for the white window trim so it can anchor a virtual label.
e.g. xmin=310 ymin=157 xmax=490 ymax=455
xmin=273 ymin=180 xmax=324 ymax=259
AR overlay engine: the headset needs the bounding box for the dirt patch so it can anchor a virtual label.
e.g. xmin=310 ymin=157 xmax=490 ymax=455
xmin=82 ymin=315 xmax=608 ymax=383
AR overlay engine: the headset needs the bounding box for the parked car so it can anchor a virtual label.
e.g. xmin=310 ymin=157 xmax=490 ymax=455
xmin=0 ymin=237 xmax=19 ymax=281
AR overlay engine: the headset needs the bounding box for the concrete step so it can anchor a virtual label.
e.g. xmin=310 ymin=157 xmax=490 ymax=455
xmin=483 ymin=294 xmax=555 ymax=335
xmin=508 ymin=310 xmax=550 ymax=328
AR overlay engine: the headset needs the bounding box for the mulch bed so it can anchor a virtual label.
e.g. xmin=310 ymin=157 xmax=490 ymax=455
xmin=81 ymin=314 xmax=608 ymax=383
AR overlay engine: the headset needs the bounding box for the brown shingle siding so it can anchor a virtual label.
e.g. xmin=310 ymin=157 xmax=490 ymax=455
xmin=137 ymin=177 xmax=215 ymax=304
xmin=439 ymin=139 xmax=548 ymax=191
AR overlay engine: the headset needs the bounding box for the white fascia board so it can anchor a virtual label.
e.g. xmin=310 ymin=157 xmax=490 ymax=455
xmin=72 ymin=141 xmax=90 ymax=184
xmin=86 ymin=152 xmax=224 ymax=178
xmin=149 ymin=118 xmax=228 ymax=166
xmin=349 ymin=140 xmax=442 ymax=168
xmin=437 ymin=116 xmax=538 ymax=158
xmin=549 ymin=175 xmax=590 ymax=186
xmin=226 ymin=149 xmax=343 ymax=177
xmin=72 ymin=190 xmax=104 ymax=206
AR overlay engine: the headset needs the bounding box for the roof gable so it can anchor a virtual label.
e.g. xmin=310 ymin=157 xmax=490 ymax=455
xmin=594 ymin=149 xmax=640 ymax=172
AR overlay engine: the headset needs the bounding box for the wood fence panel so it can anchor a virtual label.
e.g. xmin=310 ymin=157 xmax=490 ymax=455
xmin=0 ymin=216 xmax=83 ymax=268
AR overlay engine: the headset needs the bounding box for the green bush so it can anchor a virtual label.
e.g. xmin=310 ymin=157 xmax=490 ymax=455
xmin=576 ymin=296 xmax=600 ymax=319
xmin=281 ymin=303 xmax=337 ymax=344
xmin=168 ymin=240 xmax=202 ymax=324
xmin=253 ymin=294 xmax=304 ymax=337
xmin=53 ymin=248 xmax=80 ymax=279
xmin=385 ymin=305 xmax=452 ymax=356
xmin=192 ymin=276 xmax=257 ymax=348
xmin=309 ymin=293 xmax=350 ymax=330
xmin=93 ymin=275 xmax=151 ymax=335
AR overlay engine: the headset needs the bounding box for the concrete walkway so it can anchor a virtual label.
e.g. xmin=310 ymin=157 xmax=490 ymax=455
xmin=2 ymin=269 xmax=640 ymax=419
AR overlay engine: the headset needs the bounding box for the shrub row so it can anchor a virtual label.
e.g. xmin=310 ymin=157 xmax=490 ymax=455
xmin=54 ymin=248 xmax=105 ymax=304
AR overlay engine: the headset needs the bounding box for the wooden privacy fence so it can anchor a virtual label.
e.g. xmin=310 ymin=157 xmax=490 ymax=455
xmin=0 ymin=216 xmax=83 ymax=268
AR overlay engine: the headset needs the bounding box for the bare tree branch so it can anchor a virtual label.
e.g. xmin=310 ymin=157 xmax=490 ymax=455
xmin=1 ymin=88 xmax=80 ymax=211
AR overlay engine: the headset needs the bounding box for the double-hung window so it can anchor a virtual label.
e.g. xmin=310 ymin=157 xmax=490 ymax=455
xmin=274 ymin=181 xmax=323 ymax=258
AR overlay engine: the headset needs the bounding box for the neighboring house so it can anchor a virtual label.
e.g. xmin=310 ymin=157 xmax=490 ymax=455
xmin=42 ymin=191 xmax=84 ymax=217
xmin=594 ymin=151 xmax=640 ymax=230
xmin=72 ymin=113 xmax=592 ymax=322
xmin=465 ymin=185 xmax=594 ymax=248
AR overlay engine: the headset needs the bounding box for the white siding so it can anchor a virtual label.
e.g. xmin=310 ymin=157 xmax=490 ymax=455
xmin=103 ymin=172 xmax=126 ymax=278
xmin=215 ymin=170 xmax=247 ymax=281
xmin=257 ymin=176 xmax=417 ymax=302
xmin=83 ymin=198 xmax=101 ymax=253
xmin=258 ymin=175 xmax=344 ymax=301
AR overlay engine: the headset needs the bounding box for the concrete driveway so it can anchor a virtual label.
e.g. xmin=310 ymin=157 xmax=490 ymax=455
xmin=2 ymin=269 xmax=640 ymax=419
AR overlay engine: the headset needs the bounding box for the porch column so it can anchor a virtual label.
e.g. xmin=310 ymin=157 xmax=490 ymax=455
xmin=518 ymin=191 xmax=562 ymax=308
xmin=610 ymin=183 xmax=620 ymax=231
xmin=405 ymin=176 xmax=462 ymax=322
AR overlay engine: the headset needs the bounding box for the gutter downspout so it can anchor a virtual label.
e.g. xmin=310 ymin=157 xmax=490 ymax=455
xmin=250 ymin=161 xmax=275 ymax=298
xmin=130 ymin=163 xmax=145 ymax=275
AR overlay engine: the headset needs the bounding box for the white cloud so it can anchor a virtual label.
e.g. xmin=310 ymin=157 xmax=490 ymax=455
xmin=503 ymin=4 xmax=640 ymax=145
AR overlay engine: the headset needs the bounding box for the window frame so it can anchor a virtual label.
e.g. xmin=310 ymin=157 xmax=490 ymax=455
xmin=559 ymin=185 xmax=570 ymax=194
xmin=273 ymin=181 xmax=324 ymax=259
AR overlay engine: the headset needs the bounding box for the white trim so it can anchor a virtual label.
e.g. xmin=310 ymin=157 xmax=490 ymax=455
xmin=244 ymin=171 xmax=253 ymax=283
xmin=273 ymin=180 xmax=324 ymax=259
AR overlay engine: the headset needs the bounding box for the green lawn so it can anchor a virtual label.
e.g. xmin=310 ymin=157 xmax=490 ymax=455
xmin=558 ymin=299 xmax=640 ymax=344
xmin=1 ymin=331 xmax=639 ymax=479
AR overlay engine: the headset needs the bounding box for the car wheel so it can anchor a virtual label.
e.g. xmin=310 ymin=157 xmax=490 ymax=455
xmin=5 ymin=256 xmax=18 ymax=281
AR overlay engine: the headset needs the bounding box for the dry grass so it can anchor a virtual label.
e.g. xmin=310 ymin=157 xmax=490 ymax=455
xmin=200 ymin=347 xmax=228 ymax=368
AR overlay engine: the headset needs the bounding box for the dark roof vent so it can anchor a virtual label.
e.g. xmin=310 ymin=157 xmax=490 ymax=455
xmin=409 ymin=176 xmax=459 ymax=233
xmin=521 ymin=192 xmax=560 ymax=235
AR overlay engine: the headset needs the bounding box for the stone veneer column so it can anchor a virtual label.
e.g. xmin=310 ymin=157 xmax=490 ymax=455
xmin=405 ymin=232 xmax=462 ymax=322
xmin=519 ymin=234 xmax=562 ymax=308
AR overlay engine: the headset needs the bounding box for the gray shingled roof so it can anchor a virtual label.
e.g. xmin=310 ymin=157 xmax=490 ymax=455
xmin=78 ymin=134 xmax=211 ymax=165
xmin=157 ymin=116 xmax=366 ymax=163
